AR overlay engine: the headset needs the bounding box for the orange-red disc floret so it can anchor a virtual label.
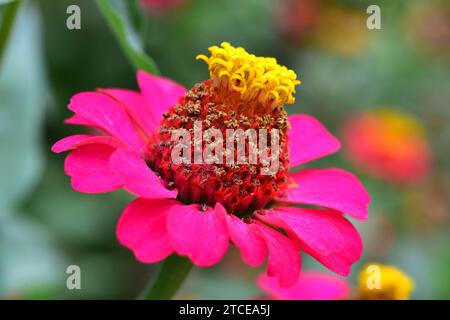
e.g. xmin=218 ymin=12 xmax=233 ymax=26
xmin=148 ymin=80 xmax=291 ymax=216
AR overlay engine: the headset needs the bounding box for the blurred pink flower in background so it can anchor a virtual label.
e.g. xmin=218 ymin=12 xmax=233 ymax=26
xmin=273 ymin=0 xmax=319 ymax=44
xmin=52 ymin=43 xmax=370 ymax=288
xmin=273 ymin=0 xmax=369 ymax=56
xmin=406 ymin=1 xmax=450 ymax=57
xmin=342 ymin=108 xmax=432 ymax=184
xmin=258 ymin=271 xmax=349 ymax=300
xmin=257 ymin=263 xmax=415 ymax=300
xmin=140 ymin=0 xmax=187 ymax=12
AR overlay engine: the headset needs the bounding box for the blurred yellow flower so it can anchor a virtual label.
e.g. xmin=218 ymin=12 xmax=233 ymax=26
xmin=312 ymin=6 xmax=368 ymax=56
xmin=358 ymin=263 xmax=415 ymax=300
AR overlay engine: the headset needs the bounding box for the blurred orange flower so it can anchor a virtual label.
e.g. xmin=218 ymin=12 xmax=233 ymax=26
xmin=342 ymin=108 xmax=432 ymax=184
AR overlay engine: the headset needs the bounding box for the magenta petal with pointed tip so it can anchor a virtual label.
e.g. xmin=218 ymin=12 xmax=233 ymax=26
xmin=167 ymin=202 xmax=229 ymax=267
xmin=100 ymin=88 xmax=158 ymax=137
xmin=258 ymin=271 xmax=349 ymax=300
xmin=64 ymin=144 xmax=122 ymax=193
xmin=226 ymin=214 xmax=267 ymax=267
xmin=288 ymin=114 xmax=341 ymax=168
xmin=52 ymin=135 xmax=124 ymax=153
xmin=137 ymin=71 xmax=186 ymax=125
xmin=109 ymin=148 xmax=177 ymax=199
xmin=117 ymin=198 xmax=177 ymax=263
xmin=257 ymin=207 xmax=363 ymax=276
xmin=65 ymin=113 xmax=98 ymax=127
xmin=251 ymin=222 xmax=301 ymax=288
xmin=281 ymin=168 xmax=370 ymax=220
xmin=68 ymin=92 xmax=146 ymax=151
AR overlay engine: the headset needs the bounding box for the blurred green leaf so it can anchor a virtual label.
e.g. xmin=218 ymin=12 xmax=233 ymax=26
xmin=0 ymin=0 xmax=18 ymax=5
xmin=0 ymin=214 xmax=66 ymax=298
xmin=0 ymin=1 xmax=46 ymax=213
xmin=0 ymin=1 xmax=65 ymax=299
xmin=0 ymin=0 xmax=21 ymax=66
xmin=26 ymin=158 xmax=133 ymax=245
xmin=95 ymin=0 xmax=159 ymax=75
xmin=180 ymin=266 xmax=260 ymax=300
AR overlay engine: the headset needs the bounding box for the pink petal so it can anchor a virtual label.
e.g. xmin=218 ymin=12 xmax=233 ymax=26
xmin=257 ymin=207 xmax=363 ymax=276
xmin=51 ymin=135 xmax=124 ymax=153
xmin=68 ymin=92 xmax=145 ymax=151
xmin=288 ymin=114 xmax=341 ymax=168
xmin=64 ymin=144 xmax=122 ymax=193
xmin=109 ymin=148 xmax=177 ymax=199
xmin=137 ymin=71 xmax=186 ymax=125
xmin=258 ymin=271 xmax=349 ymax=300
xmin=167 ymin=202 xmax=229 ymax=267
xmin=281 ymin=168 xmax=370 ymax=220
xmin=65 ymin=113 xmax=98 ymax=127
xmin=226 ymin=214 xmax=267 ymax=267
xmin=251 ymin=222 xmax=301 ymax=288
xmin=100 ymin=88 xmax=158 ymax=137
xmin=117 ymin=198 xmax=177 ymax=263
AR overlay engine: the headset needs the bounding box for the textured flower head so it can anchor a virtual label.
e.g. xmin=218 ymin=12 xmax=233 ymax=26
xmin=342 ymin=108 xmax=432 ymax=184
xmin=358 ymin=263 xmax=415 ymax=300
xmin=52 ymin=43 xmax=369 ymax=287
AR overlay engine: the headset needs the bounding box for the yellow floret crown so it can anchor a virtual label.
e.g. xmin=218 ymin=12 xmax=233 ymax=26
xmin=196 ymin=42 xmax=301 ymax=107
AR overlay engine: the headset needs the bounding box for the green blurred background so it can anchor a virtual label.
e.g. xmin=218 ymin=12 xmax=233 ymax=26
xmin=0 ymin=0 xmax=449 ymax=299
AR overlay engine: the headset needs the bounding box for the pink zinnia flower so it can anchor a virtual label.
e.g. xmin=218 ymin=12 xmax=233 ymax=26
xmin=342 ymin=108 xmax=432 ymax=184
xmin=258 ymin=271 xmax=350 ymax=300
xmin=52 ymin=43 xmax=369 ymax=287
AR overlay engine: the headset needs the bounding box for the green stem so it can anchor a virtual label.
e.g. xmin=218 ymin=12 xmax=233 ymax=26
xmin=124 ymin=0 xmax=142 ymax=33
xmin=141 ymin=254 xmax=193 ymax=300
xmin=0 ymin=0 xmax=22 ymax=67
xmin=95 ymin=0 xmax=160 ymax=75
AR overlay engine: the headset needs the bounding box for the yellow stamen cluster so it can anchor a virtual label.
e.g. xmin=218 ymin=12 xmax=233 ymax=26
xmin=196 ymin=42 xmax=300 ymax=107
xmin=358 ymin=263 xmax=415 ymax=300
